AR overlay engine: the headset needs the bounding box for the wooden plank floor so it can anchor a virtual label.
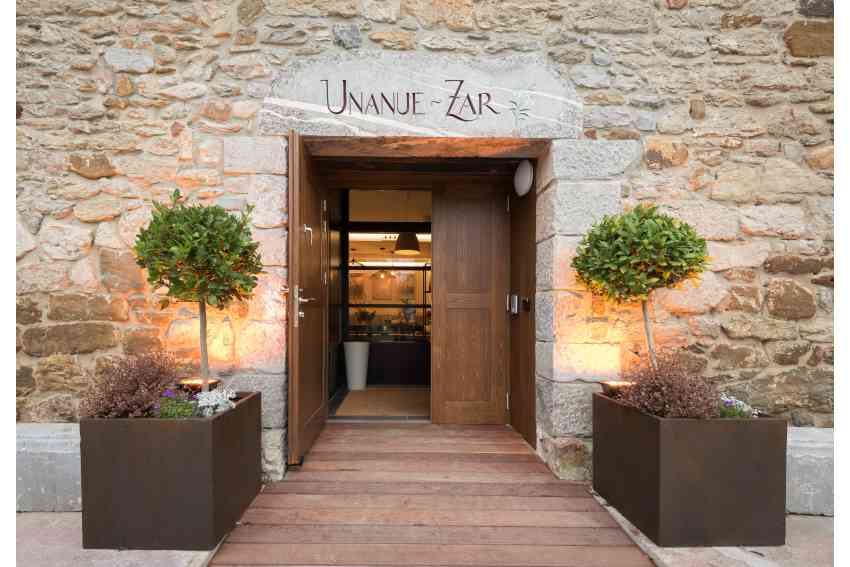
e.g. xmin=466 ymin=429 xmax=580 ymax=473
xmin=211 ymin=423 xmax=653 ymax=567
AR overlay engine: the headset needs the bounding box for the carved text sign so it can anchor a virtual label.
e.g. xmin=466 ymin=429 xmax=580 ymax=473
xmin=320 ymin=79 xmax=500 ymax=122
xmin=260 ymin=53 xmax=581 ymax=138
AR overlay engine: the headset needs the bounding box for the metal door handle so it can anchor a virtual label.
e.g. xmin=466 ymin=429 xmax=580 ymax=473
xmin=299 ymin=296 xmax=315 ymax=304
xmin=303 ymin=224 xmax=313 ymax=246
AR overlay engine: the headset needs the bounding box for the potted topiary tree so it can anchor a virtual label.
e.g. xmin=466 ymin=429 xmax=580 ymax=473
xmin=134 ymin=189 xmax=263 ymax=390
xmin=79 ymin=192 xmax=264 ymax=551
xmin=572 ymin=205 xmax=787 ymax=547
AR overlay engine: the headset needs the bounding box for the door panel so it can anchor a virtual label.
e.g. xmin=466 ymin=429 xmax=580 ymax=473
xmin=509 ymin=188 xmax=537 ymax=448
xmin=287 ymin=132 xmax=328 ymax=465
xmin=432 ymin=186 xmax=509 ymax=425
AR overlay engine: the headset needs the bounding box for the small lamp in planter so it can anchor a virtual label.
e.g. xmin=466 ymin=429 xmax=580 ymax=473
xmin=572 ymin=205 xmax=787 ymax=547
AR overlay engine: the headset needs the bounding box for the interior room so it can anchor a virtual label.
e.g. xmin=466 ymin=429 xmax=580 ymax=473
xmin=330 ymin=189 xmax=432 ymax=419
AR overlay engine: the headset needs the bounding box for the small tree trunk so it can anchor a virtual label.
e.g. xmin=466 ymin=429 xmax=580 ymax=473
xmin=199 ymin=299 xmax=210 ymax=392
xmin=641 ymin=297 xmax=658 ymax=373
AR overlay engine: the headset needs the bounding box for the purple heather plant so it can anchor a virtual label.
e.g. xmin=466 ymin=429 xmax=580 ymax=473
xmin=617 ymin=351 xmax=720 ymax=419
xmin=79 ymin=352 xmax=181 ymax=419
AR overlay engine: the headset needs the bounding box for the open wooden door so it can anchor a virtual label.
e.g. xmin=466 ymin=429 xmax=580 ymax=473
xmin=287 ymin=131 xmax=329 ymax=465
xmin=509 ymin=188 xmax=536 ymax=447
xmin=431 ymin=185 xmax=509 ymax=424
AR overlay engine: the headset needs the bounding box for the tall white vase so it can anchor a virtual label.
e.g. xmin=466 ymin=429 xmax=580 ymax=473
xmin=344 ymin=341 xmax=369 ymax=391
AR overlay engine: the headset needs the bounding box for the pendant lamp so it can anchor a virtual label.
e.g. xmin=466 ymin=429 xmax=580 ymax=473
xmin=393 ymin=232 xmax=421 ymax=256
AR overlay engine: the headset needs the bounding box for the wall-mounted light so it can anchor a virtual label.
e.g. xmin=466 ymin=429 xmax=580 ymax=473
xmin=393 ymin=232 xmax=421 ymax=256
xmin=513 ymin=159 xmax=533 ymax=197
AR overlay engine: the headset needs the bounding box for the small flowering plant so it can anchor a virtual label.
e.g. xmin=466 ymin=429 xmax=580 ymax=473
xmin=156 ymin=388 xmax=198 ymax=419
xmin=719 ymin=394 xmax=758 ymax=419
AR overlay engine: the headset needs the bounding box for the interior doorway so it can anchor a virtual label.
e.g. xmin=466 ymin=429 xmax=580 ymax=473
xmin=287 ymin=135 xmax=541 ymax=465
xmin=330 ymin=190 xmax=433 ymax=420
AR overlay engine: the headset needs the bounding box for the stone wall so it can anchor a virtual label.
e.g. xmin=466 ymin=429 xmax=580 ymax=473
xmin=17 ymin=0 xmax=833 ymax=480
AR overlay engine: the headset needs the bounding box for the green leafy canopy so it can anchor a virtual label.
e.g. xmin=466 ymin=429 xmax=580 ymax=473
xmin=571 ymin=205 xmax=708 ymax=303
xmin=134 ymin=190 xmax=264 ymax=309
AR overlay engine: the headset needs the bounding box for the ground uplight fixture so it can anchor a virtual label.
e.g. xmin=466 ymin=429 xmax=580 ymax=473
xmin=393 ymin=231 xmax=421 ymax=255
xmin=513 ymin=159 xmax=533 ymax=197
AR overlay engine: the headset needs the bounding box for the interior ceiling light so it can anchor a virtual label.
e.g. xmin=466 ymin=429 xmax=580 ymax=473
xmin=393 ymin=232 xmax=421 ymax=256
xmin=349 ymin=233 xmax=431 ymax=243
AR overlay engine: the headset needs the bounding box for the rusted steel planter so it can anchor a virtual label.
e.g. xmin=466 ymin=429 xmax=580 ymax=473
xmin=592 ymin=393 xmax=786 ymax=547
xmin=81 ymin=392 xmax=261 ymax=550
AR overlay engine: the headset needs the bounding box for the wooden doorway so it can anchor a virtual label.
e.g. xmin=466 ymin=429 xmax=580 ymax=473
xmin=288 ymin=136 xmax=543 ymax=460
xmin=431 ymin=184 xmax=510 ymax=424
xmin=287 ymin=132 xmax=329 ymax=465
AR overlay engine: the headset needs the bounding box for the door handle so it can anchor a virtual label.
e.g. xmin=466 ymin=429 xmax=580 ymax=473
xmin=299 ymin=296 xmax=315 ymax=304
xmin=303 ymin=224 xmax=313 ymax=246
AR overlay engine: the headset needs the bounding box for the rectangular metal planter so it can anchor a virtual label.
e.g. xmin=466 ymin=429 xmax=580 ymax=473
xmin=81 ymin=391 xmax=261 ymax=550
xmin=592 ymin=393 xmax=787 ymax=547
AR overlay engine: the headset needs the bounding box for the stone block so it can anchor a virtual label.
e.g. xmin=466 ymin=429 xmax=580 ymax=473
xmin=721 ymin=313 xmax=798 ymax=341
xmin=47 ymin=293 xmax=129 ymax=322
xmin=537 ymin=341 xmax=621 ymax=383
xmin=16 ymin=215 xmax=36 ymax=259
xmin=784 ymin=21 xmax=833 ymax=57
xmin=538 ymin=140 xmax=641 ymax=187
xmin=707 ymin=241 xmax=771 ymax=271
xmin=21 ymin=323 xmax=118 ymax=356
xmin=536 ymin=378 xmax=601 ymax=437
xmin=536 ymin=235 xmax=582 ymax=292
xmin=223 ymin=137 xmax=288 ymax=175
xmin=787 ymin=427 xmax=833 ymax=515
xmin=766 ymin=279 xmax=817 ymax=320
xmin=236 ymin=320 xmax=287 ymax=373
xmin=122 ymin=326 xmax=163 ymax=355
xmin=100 ymin=249 xmax=145 ymax=292
xmin=655 ymin=272 xmax=728 ymax=316
xmin=104 ymin=47 xmax=154 ymax=74
xmin=222 ymin=372 xmax=286 ymax=429
xmin=536 ymin=180 xmax=622 ymax=241
xmin=16 ymin=423 xmax=81 ymax=511
xmin=534 ymin=290 xmax=583 ymax=342
xmin=38 ymin=222 xmax=93 ymax=261
xmin=248 ymin=175 xmax=288 ymax=228
xmin=538 ymin=435 xmax=592 ymax=481
xmin=262 ymin=427 xmax=287 ymax=482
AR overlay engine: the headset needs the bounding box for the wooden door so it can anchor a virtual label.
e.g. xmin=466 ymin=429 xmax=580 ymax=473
xmin=432 ymin=185 xmax=509 ymax=424
xmin=509 ymin=189 xmax=536 ymax=447
xmin=287 ymin=131 xmax=329 ymax=465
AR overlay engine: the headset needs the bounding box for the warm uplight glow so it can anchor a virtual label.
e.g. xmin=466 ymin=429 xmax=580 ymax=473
xmin=603 ymin=381 xmax=635 ymax=388
xmin=601 ymin=381 xmax=634 ymax=397
xmin=179 ymin=378 xmax=221 ymax=392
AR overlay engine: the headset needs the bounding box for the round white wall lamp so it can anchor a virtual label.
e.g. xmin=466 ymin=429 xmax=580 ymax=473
xmin=513 ymin=159 xmax=533 ymax=197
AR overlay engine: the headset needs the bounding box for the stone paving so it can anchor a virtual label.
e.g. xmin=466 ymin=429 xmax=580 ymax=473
xmin=16 ymin=513 xmax=211 ymax=567
xmin=603 ymin=503 xmax=833 ymax=567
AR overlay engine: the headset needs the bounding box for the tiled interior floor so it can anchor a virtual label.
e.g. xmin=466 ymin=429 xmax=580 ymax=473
xmin=332 ymin=387 xmax=430 ymax=418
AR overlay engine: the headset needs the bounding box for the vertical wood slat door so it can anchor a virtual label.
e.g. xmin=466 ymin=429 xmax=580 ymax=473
xmin=287 ymin=131 xmax=329 ymax=465
xmin=509 ymin=189 xmax=536 ymax=448
xmin=432 ymin=186 xmax=509 ymax=425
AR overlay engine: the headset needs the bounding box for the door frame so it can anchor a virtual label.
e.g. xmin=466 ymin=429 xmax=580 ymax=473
xmin=286 ymin=136 xmax=544 ymax=456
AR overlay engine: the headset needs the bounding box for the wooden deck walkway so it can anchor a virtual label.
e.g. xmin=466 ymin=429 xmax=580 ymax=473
xmin=211 ymin=422 xmax=653 ymax=567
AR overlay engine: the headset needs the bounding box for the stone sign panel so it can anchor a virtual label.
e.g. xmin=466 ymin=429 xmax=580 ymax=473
xmin=259 ymin=53 xmax=581 ymax=138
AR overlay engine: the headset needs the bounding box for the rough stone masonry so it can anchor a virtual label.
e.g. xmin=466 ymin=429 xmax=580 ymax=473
xmin=16 ymin=0 xmax=833 ymax=481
